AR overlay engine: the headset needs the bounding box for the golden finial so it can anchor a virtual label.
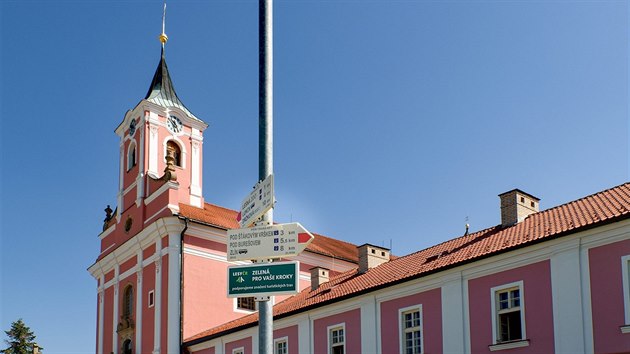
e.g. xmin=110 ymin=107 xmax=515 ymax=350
xmin=159 ymin=1 xmax=168 ymax=45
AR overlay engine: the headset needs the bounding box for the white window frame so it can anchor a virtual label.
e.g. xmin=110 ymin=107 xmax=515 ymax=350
xmin=274 ymin=336 xmax=288 ymax=354
xmin=622 ymin=255 xmax=630 ymax=332
xmin=398 ymin=304 xmax=423 ymax=354
xmin=490 ymin=281 xmax=526 ymax=345
xmin=232 ymin=347 xmax=244 ymax=354
xmin=327 ymin=323 xmax=346 ymax=354
xmin=234 ymin=297 xmax=258 ymax=313
xmin=127 ymin=140 xmax=137 ymax=171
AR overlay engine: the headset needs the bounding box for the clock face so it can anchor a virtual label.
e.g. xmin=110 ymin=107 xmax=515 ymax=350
xmin=128 ymin=119 xmax=137 ymax=136
xmin=167 ymin=115 xmax=183 ymax=134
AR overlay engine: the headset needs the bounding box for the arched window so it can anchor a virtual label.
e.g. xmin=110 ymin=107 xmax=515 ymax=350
xmin=166 ymin=141 xmax=181 ymax=167
xmin=123 ymin=285 xmax=133 ymax=318
xmin=127 ymin=141 xmax=137 ymax=171
xmin=122 ymin=339 xmax=132 ymax=354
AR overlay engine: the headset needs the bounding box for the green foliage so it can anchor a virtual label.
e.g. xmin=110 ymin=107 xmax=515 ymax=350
xmin=1 ymin=319 xmax=42 ymax=354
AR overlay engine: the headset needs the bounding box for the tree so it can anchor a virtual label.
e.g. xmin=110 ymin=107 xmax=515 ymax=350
xmin=1 ymin=319 xmax=42 ymax=354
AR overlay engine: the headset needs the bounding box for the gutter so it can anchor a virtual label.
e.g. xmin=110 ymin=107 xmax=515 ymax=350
xmin=178 ymin=216 xmax=189 ymax=354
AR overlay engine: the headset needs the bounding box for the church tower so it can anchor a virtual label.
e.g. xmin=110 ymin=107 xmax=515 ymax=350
xmin=89 ymin=9 xmax=209 ymax=354
xmin=115 ymin=26 xmax=207 ymax=220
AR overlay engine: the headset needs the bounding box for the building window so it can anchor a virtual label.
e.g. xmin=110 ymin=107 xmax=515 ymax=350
xmin=491 ymin=281 xmax=525 ymax=344
xmin=274 ymin=337 xmax=288 ymax=354
xmin=127 ymin=141 xmax=137 ymax=171
xmin=328 ymin=324 xmax=345 ymax=354
xmin=237 ymin=297 xmax=256 ymax=311
xmin=148 ymin=290 xmax=154 ymax=308
xmin=166 ymin=140 xmax=181 ymax=167
xmin=123 ymin=285 xmax=133 ymax=318
xmin=400 ymin=306 xmax=422 ymax=354
xmin=622 ymin=255 xmax=630 ymax=327
xmin=232 ymin=348 xmax=244 ymax=354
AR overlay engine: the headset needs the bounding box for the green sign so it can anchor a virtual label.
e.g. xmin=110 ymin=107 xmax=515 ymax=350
xmin=227 ymin=261 xmax=299 ymax=297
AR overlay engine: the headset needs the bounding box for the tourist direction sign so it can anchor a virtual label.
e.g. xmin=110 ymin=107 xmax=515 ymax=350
xmin=227 ymin=261 xmax=299 ymax=297
xmin=227 ymin=222 xmax=315 ymax=261
xmin=237 ymin=174 xmax=274 ymax=227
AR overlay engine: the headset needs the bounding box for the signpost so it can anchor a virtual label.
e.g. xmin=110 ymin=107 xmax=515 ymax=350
xmin=237 ymin=174 xmax=274 ymax=228
xmin=227 ymin=223 xmax=314 ymax=261
xmin=227 ymin=261 xmax=299 ymax=297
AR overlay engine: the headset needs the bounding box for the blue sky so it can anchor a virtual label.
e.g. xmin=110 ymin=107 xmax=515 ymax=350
xmin=0 ymin=0 xmax=627 ymax=352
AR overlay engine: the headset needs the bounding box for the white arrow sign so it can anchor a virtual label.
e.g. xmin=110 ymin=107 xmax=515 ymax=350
xmin=237 ymin=174 xmax=274 ymax=228
xmin=227 ymin=222 xmax=315 ymax=261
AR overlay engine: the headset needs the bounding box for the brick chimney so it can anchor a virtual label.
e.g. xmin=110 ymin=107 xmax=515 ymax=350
xmin=358 ymin=244 xmax=390 ymax=274
xmin=499 ymin=189 xmax=540 ymax=227
xmin=310 ymin=266 xmax=330 ymax=291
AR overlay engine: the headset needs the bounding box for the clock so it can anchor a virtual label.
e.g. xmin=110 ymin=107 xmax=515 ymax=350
xmin=166 ymin=115 xmax=183 ymax=134
xmin=128 ymin=119 xmax=137 ymax=136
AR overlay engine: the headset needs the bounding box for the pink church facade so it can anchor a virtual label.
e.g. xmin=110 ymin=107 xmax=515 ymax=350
xmin=89 ymin=32 xmax=630 ymax=354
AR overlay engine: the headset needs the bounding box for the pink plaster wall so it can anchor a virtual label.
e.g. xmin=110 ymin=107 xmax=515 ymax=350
xmin=380 ymin=287 xmax=442 ymax=354
xmin=119 ymin=257 xmax=137 ymax=275
xmin=103 ymin=286 xmax=114 ymax=354
xmin=191 ymin=347 xmax=215 ymax=354
xmin=468 ymin=260 xmax=554 ymax=353
xmin=589 ymin=239 xmax=630 ymax=353
xmin=273 ymin=325 xmax=298 ymax=353
xmin=313 ymin=308 xmax=361 ymax=354
xmin=183 ymin=251 xmax=237 ymax=338
xmin=161 ymin=254 xmax=169 ymax=354
xmin=225 ymin=337 xmax=252 ymax=354
xmin=142 ymin=263 xmax=156 ymax=354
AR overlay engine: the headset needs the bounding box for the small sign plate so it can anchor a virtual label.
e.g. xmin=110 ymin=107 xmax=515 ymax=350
xmin=227 ymin=261 xmax=299 ymax=297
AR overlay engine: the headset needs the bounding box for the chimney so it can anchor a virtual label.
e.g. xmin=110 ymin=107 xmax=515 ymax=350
xmin=499 ymin=189 xmax=540 ymax=227
xmin=358 ymin=244 xmax=390 ymax=274
xmin=310 ymin=266 xmax=330 ymax=291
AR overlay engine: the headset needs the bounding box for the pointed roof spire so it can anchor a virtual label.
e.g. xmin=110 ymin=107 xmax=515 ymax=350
xmin=144 ymin=1 xmax=201 ymax=121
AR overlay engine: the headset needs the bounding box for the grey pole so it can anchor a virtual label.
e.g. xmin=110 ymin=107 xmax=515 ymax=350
xmin=258 ymin=0 xmax=273 ymax=353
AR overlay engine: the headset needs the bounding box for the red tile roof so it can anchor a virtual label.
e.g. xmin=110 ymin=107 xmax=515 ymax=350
xmin=185 ymin=182 xmax=630 ymax=344
xmin=178 ymin=203 xmax=359 ymax=263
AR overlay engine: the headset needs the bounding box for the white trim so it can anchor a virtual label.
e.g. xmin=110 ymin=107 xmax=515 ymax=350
xmin=148 ymin=117 xmax=159 ymax=175
xmin=98 ymin=281 xmax=104 ymax=354
xmin=298 ymin=315 xmax=311 ymax=354
xmin=233 ymin=297 xmax=257 ymax=314
xmin=550 ymin=239 xmax=585 ymax=353
xmin=126 ymin=139 xmax=137 ymax=172
xmin=273 ymin=336 xmax=288 ymax=354
xmin=153 ymin=238 xmax=162 ymax=354
xmin=112 ymin=267 xmax=120 ymax=354
xmin=441 ymin=272 xmax=466 ymax=353
xmin=580 ymin=245 xmax=594 ymax=353
xmin=144 ymin=205 xmax=172 ymax=225
xmin=168 ymin=233 xmax=182 ymax=354
xmin=360 ymin=296 xmax=377 ymax=354
xmin=326 ymin=323 xmax=346 ymax=354
xmin=121 ymin=179 xmax=138 ymax=197
xmin=621 ymin=325 xmax=630 ymax=334
xmin=144 ymin=181 xmax=178 ymax=206
xmin=231 ymin=347 xmax=244 ymax=354
xmin=488 ymin=339 xmax=530 ymax=351
xmin=162 ymin=136 xmax=188 ymax=169
xmin=622 ymin=255 xmax=630 ymax=325
xmin=135 ymin=252 xmax=143 ymax=354
xmin=490 ymin=281 xmax=525 ymax=345
xmin=398 ymin=304 xmax=423 ymax=354
xmin=98 ymin=224 xmax=116 ymax=240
